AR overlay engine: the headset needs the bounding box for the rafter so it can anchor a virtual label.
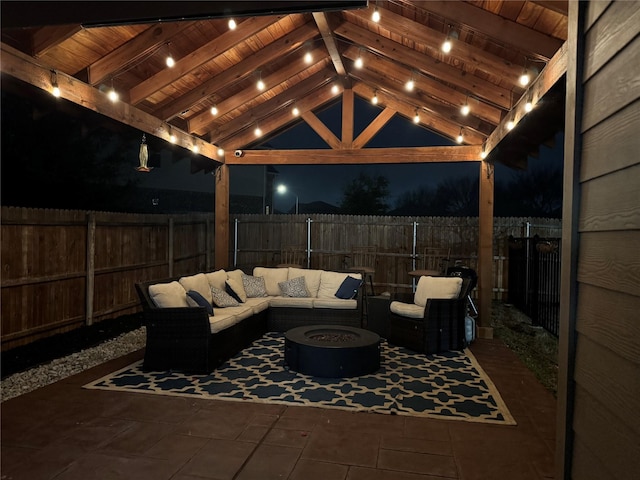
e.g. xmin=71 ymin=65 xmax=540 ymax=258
xmin=209 ymin=69 xmax=335 ymax=144
xmin=128 ymin=15 xmax=283 ymax=105
xmin=225 ymin=146 xmax=482 ymax=165
xmin=412 ymin=0 xmax=564 ymax=60
xmin=87 ymin=22 xmax=192 ymax=86
xmin=189 ymin=47 xmax=331 ymax=135
xmin=153 ymin=22 xmax=318 ymax=121
xmin=335 ymin=22 xmax=513 ymax=110
xmin=302 ymin=110 xmax=342 ymax=149
xmin=348 ymin=7 xmax=524 ymax=83
xmin=352 ymin=107 xmax=396 ymax=149
xmin=0 ymin=42 xmax=221 ymax=162
xmin=342 ymin=88 xmax=354 ymax=145
xmin=312 ymin=12 xmax=348 ymax=79
xmin=32 ymin=24 xmax=82 ymax=58
xmin=342 ymin=46 xmax=502 ymax=125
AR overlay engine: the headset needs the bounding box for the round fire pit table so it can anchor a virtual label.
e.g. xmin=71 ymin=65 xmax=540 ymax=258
xmin=284 ymin=325 xmax=381 ymax=378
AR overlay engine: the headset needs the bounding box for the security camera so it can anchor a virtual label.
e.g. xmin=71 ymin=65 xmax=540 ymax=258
xmin=234 ymin=150 xmax=244 ymax=157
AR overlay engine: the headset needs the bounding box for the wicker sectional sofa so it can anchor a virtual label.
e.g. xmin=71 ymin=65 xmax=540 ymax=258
xmin=135 ymin=267 xmax=364 ymax=374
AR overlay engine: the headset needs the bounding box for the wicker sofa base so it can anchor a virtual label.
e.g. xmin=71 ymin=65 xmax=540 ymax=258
xmin=267 ymin=306 xmax=362 ymax=332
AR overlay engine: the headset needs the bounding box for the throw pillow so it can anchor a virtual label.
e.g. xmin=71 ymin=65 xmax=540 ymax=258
xmin=210 ymin=286 xmax=240 ymax=307
xmin=186 ymin=290 xmax=214 ymax=315
xmin=278 ymin=276 xmax=309 ymax=298
xmin=225 ymin=278 xmax=247 ymax=303
xmin=335 ymin=276 xmax=362 ymax=299
xmin=242 ymin=273 xmax=267 ymax=298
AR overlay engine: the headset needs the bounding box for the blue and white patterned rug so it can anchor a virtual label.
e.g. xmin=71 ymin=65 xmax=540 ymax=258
xmin=85 ymin=332 xmax=515 ymax=425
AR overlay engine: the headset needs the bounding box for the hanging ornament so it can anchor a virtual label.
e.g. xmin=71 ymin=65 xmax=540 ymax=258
xmin=136 ymin=134 xmax=152 ymax=172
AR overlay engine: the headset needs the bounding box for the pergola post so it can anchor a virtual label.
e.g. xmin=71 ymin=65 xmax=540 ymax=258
xmin=477 ymin=160 xmax=494 ymax=338
xmin=215 ymin=163 xmax=230 ymax=269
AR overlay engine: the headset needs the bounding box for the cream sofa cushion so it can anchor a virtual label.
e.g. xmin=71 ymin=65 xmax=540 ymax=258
xmin=288 ymin=268 xmax=322 ymax=297
xmin=253 ymin=267 xmax=288 ymax=296
xmin=209 ymin=313 xmax=242 ymax=334
xmin=313 ymin=298 xmax=357 ymax=310
xmin=414 ymin=276 xmax=462 ymax=307
xmin=149 ymin=281 xmax=189 ymax=308
xmin=205 ymin=269 xmax=227 ymax=291
xmin=390 ymin=301 xmax=425 ymax=319
xmin=268 ymin=296 xmax=314 ymax=308
xmin=179 ymin=273 xmax=212 ymax=304
xmin=317 ymin=271 xmax=362 ymax=299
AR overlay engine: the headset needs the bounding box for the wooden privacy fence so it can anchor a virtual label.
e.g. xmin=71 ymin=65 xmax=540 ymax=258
xmin=1 ymin=207 xmax=561 ymax=350
xmin=1 ymin=207 xmax=215 ymax=350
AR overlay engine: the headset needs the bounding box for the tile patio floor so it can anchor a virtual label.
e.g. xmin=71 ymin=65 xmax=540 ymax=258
xmin=1 ymin=338 xmax=557 ymax=480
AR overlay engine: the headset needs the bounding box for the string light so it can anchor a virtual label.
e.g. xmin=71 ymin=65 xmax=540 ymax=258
xmin=168 ymin=125 xmax=177 ymax=143
xmin=331 ymin=84 xmax=339 ymax=95
xmin=524 ymin=93 xmax=534 ymax=113
xmin=254 ymin=125 xmax=262 ymax=137
xmin=165 ymin=43 xmax=175 ymax=68
xmin=256 ymin=71 xmax=265 ymax=91
xmin=507 ymin=120 xmax=515 ymax=130
xmin=354 ymin=51 xmax=364 ymax=69
xmin=217 ymin=147 xmax=225 ymax=157
xmin=442 ymin=28 xmax=457 ymax=54
xmin=481 ymin=149 xmax=488 ymax=159
xmin=457 ymin=128 xmax=464 ymax=144
xmin=371 ymin=91 xmax=378 ymax=105
xmin=191 ymin=144 xmax=199 ymax=153
xmin=210 ymin=105 xmax=218 ymax=116
xmin=228 ymin=18 xmax=237 ymax=30
xmin=292 ymin=105 xmax=300 ymax=116
xmin=372 ymin=7 xmax=380 ymax=23
xmin=50 ymin=70 xmax=60 ymax=97
xmin=413 ymin=111 xmax=420 ymax=124
xmin=304 ymin=51 xmax=313 ymax=64
xmin=461 ymin=96 xmax=470 ymax=116
xmin=519 ymin=58 xmax=530 ymax=86
xmin=405 ymin=72 xmax=415 ymax=91
xmin=108 ymin=79 xmax=119 ymax=102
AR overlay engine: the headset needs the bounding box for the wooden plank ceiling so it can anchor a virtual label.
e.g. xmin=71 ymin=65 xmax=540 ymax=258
xmin=1 ymin=1 xmax=568 ymax=170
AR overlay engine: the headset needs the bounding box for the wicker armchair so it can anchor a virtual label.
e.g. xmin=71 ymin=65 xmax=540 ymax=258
xmin=387 ymin=276 xmax=471 ymax=354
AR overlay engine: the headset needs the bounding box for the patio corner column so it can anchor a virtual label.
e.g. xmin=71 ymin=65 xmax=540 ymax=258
xmin=477 ymin=160 xmax=494 ymax=339
xmin=214 ymin=162 xmax=230 ymax=269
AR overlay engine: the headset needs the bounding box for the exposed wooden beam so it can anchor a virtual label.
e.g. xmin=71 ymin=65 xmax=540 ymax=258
xmin=301 ymin=109 xmax=342 ymax=149
xmin=342 ymin=88 xmax=354 ymax=146
xmin=352 ymin=107 xmax=396 ymax=149
xmin=351 ymin=68 xmax=494 ymax=138
xmin=189 ymin=46 xmax=330 ymax=135
xmin=484 ymin=41 xmax=568 ymax=157
xmin=32 ymin=24 xmax=83 ymax=58
xmin=128 ymin=15 xmax=283 ymax=105
xmin=153 ymin=22 xmax=318 ymax=121
xmin=312 ymin=11 xmax=348 ymax=79
xmin=335 ymin=22 xmax=513 ymax=109
xmin=225 ymin=146 xmax=482 ymax=165
xmin=221 ymin=81 xmax=341 ymax=149
xmin=530 ymin=1 xmax=569 ymax=17
xmin=0 ymin=42 xmax=222 ymax=163
xmin=348 ymin=7 xmax=524 ymax=83
xmin=352 ymin=82 xmax=486 ymax=145
xmin=87 ymin=22 xmax=191 ymax=86
xmin=343 ymin=46 xmax=503 ymax=125
xmin=209 ymin=69 xmax=335 ymax=144
xmin=412 ymin=0 xmax=564 ymax=60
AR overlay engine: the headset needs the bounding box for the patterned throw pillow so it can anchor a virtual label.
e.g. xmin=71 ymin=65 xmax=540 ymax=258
xmin=278 ymin=276 xmax=309 ymax=298
xmin=186 ymin=290 xmax=214 ymax=315
xmin=210 ymin=286 xmax=240 ymax=307
xmin=242 ymin=273 xmax=267 ymax=298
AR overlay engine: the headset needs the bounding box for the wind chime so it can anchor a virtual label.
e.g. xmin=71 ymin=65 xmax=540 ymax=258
xmin=136 ymin=133 xmax=152 ymax=172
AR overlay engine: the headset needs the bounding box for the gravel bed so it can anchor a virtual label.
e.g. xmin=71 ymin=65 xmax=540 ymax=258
xmin=1 ymin=327 xmax=146 ymax=402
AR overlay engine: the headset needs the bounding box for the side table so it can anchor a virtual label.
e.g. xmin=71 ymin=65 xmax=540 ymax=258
xmin=366 ymin=295 xmax=391 ymax=338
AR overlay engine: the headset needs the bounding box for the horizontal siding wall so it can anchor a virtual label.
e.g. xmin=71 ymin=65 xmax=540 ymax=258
xmin=572 ymin=1 xmax=640 ymax=478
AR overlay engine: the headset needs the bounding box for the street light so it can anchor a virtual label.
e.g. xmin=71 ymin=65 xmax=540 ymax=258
xmin=276 ymin=184 xmax=298 ymax=214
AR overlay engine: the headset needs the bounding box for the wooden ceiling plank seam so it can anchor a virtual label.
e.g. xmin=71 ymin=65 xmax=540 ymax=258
xmin=342 ymin=46 xmax=502 ymax=125
xmin=530 ymin=1 xmax=569 ymax=16
xmin=0 ymin=41 xmax=221 ymax=163
xmin=301 ymin=109 xmax=343 ymax=149
xmin=348 ymin=7 xmax=524 ymax=83
xmin=226 ymin=145 xmax=482 ymax=165
xmin=411 ymin=0 xmax=564 ymax=60
xmin=128 ymin=15 xmax=284 ymax=105
xmin=189 ymin=47 xmax=330 ymax=135
xmin=209 ymin=68 xmax=335 ymax=143
xmin=352 ymin=81 xmax=485 ymax=146
xmin=312 ymin=11 xmax=348 ymax=77
xmin=221 ymin=81 xmax=340 ymax=149
xmin=154 ymin=22 xmax=319 ymax=121
xmin=87 ymin=22 xmax=192 ymax=86
xmin=32 ymin=24 xmax=83 ymax=58
xmin=352 ymin=106 xmax=396 ymax=149
xmin=335 ymin=21 xmax=514 ymax=109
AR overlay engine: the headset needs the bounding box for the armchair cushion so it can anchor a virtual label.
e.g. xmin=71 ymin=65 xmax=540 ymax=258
xmin=414 ymin=276 xmax=462 ymax=307
xmin=390 ymin=301 xmax=424 ymax=319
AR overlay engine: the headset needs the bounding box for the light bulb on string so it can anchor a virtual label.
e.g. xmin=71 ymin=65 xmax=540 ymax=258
xmin=210 ymin=105 xmax=218 ymax=116
xmin=304 ymin=51 xmax=313 ymax=64
xmin=165 ymin=43 xmax=175 ymax=68
xmin=108 ymin=79 xmax=119 ymax=102
xmin=331 ymin=84 xmax=339 ymax=95
xmin=461 ymin=97 xmax=470 ymax=116
xmin=254 ymin=125 xmax=262 ymax=137
xmin=457 ymin=128 xmax=464 ymax=144
xmin=50 ymin=70 xmax=61 ymax=97
xmin=292 ymin=105 xmax=300 ymax=116
xmin=405 ymin=74 xmax=415 ymax=91
xmin=413 ymin=111 xmax=420 ymax=124
xmin=372 ymin=7 xmax=380 ymax=23
xmin=507 ymin=120 xmax=515 ymax=131
xmin=217 ymin=147 xmax=225 ymax=157
xmin=256 ymin=71 xmax=265 ymax=91
xmin=228 ymin=18 xmax=237 ymax=30
xmin=354 ymin=54 xmax=363 ymax=69
xmin=371 ymin=91 xmax=378 ymax=105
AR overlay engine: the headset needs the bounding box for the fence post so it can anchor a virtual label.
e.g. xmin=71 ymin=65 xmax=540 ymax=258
xmin=306 ymin=217 xmax=312 ymax=268
xmin=234 ymin=218 xmax=239 ymax=267
xmin=86 ymin=212 xmax=96 ymax=326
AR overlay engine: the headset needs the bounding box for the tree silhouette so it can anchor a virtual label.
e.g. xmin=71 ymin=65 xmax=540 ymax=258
xmin=496 ymin=164 xmax=563 ymax=217
xmin=340 ymin=172 xmax=390 ymax=214
xmin=432 ymin=176 xmax=479 ymax=216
